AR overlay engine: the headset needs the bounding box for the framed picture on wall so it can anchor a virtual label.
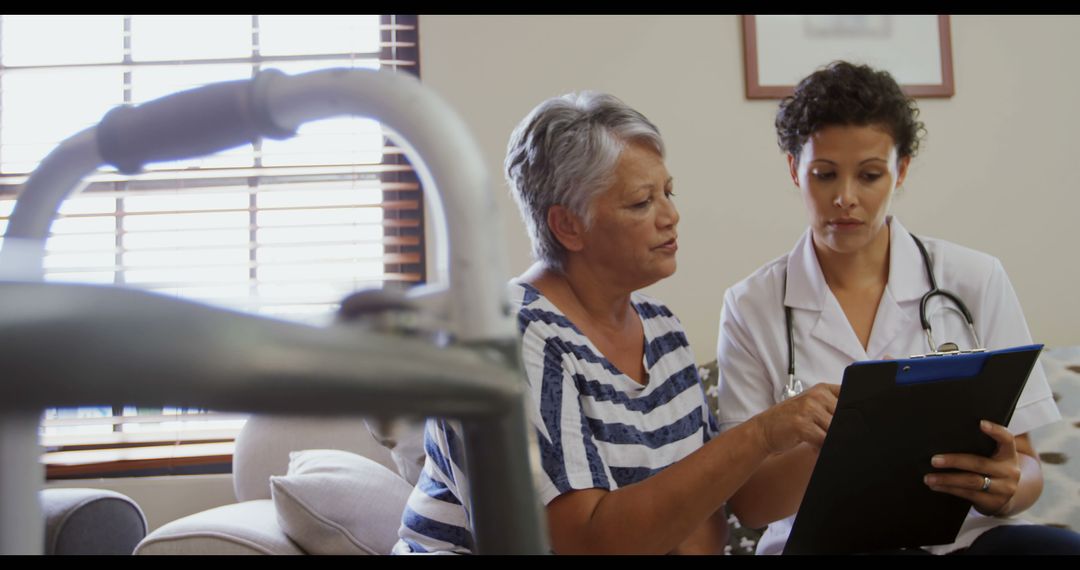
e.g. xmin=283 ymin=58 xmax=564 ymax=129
xmin=742 ymin=15 xmax=954 ymax=99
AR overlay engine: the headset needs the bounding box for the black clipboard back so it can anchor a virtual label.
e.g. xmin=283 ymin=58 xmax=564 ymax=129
xmin=783 ymin=344 xmax=1043 ymax=555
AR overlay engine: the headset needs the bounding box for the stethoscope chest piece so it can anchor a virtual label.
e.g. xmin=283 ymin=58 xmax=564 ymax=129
xmin=936 ymin=341 xmax=959 ymax=353
xmin=784 ymin=375 xmax=804 ymax=400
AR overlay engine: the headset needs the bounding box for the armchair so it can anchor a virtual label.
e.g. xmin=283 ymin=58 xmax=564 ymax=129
xmin=135 ymin=415 xmax=417 ymax=555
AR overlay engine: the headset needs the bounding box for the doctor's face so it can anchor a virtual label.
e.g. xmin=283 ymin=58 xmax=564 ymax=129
xmin=789 ymin=124 xmax=910 ymax=257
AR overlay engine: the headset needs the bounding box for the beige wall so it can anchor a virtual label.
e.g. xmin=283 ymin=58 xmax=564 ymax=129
xmin=419 ymin=15 xmax=1080 ymax=357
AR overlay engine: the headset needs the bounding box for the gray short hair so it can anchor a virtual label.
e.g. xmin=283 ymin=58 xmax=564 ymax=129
xmin=504 ymin=92 xmax=665 ymax=271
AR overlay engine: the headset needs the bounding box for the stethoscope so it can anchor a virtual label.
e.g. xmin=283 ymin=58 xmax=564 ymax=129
xmin=782 ymin=233 xmax=984 ymax=400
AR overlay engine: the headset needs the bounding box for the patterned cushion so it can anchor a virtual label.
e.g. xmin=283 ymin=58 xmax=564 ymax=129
xmin=697 ymin=360 xmax=763 ymax=555
xmin=1025 ymin=347 xmax=1080 ymax=532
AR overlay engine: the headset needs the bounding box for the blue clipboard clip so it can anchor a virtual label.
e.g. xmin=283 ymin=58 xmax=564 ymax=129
xmin=908 ymin=347 xmax=988 ymax=359
xmin=887 ymin=344 xmax=1043 ymax=385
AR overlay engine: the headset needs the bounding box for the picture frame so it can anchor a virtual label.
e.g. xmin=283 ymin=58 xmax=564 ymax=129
xmin=742 ymin=15 xmax=955 ymax=99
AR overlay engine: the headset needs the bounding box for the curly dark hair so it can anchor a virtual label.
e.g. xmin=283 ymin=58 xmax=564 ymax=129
xmin=775 ymin=61 xmax=926 ymax=160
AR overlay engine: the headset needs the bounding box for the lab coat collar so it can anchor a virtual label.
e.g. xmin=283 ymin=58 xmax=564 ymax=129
xmin=784 ymin=216 xmax=926 ymax=310
xmin=885 ymin=217 xmax=930 ymax=304
xmin=783 ymin=216 xmax=923 ymax=360
xmin=783 ymin=229 xmax=828 ymax=311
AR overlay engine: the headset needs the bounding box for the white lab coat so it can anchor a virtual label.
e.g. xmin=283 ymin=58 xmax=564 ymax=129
xmin=716 ymin=216 xmax=1061 ymax=555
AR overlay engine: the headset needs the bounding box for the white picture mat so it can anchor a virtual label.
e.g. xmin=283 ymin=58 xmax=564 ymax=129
xmin=755 ymin=16 xmax=944 ymax=87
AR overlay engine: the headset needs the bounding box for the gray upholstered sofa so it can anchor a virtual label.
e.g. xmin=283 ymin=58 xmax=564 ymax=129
xmin=41 ymin=488 xmax=147 ymax=555
xmin=135 ymin=415 xmax=417 ymax=555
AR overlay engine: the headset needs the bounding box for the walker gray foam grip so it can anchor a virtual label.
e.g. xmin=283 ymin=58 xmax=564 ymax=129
xmin=96 ymin=69 xmax=295 ymax=175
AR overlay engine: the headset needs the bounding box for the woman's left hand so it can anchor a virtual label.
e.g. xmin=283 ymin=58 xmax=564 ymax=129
xmin=923 ymin=420 xmax=1021 ymax=516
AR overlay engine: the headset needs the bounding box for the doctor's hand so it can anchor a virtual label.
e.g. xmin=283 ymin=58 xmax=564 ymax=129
xmin=924 ymin=420 xmax=1021 ymax=517
xmin=752 ymin=383 xmax=840 ymax=455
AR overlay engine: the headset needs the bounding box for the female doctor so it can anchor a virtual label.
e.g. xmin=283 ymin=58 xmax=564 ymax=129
xmin=715 ymin=61 xmax=1080 ymax=554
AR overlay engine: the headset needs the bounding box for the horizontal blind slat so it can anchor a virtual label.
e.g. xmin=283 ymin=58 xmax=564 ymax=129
xmin=0 ymin=163 xmax=419 ymax=188
xmin=42 ymin=431 xmax=241 ymax=449
xmin=33 ymin=236 xmax=421 ymax=254
xmin=44 ymin=252 xmax=421 ymax=273
xmin=2 ymin=200 xmax=421 ymax=221
xmin=42 ymin=412 xmax=249 ymax=428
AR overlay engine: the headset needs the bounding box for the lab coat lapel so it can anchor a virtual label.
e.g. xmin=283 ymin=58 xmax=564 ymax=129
xmin=865 ymin=287 xmax=913 ymax=359
xmin=786 ymin=229 xmax=868 ymax=363
xmin=866 ymin=218 xmax=924 ymax=358
xmin=810 ymin=291 xmax=869 ymax=363
xmin=885 ymin=217 xmax=929 ymax=305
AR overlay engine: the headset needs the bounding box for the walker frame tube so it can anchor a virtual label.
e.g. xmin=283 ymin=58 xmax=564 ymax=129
xmin=0 ymin=68 xmax=545 ymax=554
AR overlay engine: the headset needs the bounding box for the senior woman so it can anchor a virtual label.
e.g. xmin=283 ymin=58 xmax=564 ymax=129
xmin=393 ymin=92 xmax=837 ymax=555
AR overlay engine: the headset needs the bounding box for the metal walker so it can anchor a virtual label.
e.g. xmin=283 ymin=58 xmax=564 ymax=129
xmin=0 ymin=68 xmax=547 ymax=554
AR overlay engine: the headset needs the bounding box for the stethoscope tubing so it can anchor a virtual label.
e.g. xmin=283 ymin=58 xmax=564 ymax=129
xmin=782 ymin=232 xmax=982 ymax=399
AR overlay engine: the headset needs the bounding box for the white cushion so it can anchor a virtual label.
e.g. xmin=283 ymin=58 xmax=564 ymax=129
xmin=135 ymin=500 xmax=303 ymax=555
xmin=233 ymin=415 xmax=397 ymax=502
xmin=271 ymin=449 xmax=412 ymax=555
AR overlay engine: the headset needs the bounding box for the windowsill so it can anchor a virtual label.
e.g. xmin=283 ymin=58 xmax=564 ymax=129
xmin=44 ymin=441 xmax=234 ymax=480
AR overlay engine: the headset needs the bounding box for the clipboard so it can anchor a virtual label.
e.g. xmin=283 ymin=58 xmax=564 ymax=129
xmin=783 ymin=344 xmax=1044 ymax=555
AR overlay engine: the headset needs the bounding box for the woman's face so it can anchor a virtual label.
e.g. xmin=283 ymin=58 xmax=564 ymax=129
xmin=789 ymin=124 xmax=910 ymax=258
xmin=579 ymin=141 xmax=679 ymax=289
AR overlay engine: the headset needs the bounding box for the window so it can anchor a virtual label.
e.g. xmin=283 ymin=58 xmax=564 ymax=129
xmin=0 ymin=15 xmax=423 ymax=478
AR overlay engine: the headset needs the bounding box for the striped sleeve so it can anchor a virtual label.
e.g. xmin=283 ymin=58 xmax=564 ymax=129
xmin=519 ymin=321 xmax=613 ymax=505
xmin=393 ymin=419 xmax=474 ymax=554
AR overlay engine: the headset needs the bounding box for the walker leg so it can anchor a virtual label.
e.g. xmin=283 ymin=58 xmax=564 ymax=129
xmin=0 ymin=411 xmax=44 ymax=554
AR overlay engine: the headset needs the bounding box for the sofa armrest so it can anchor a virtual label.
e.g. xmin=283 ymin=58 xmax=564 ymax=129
xmin=41 ymin=488 xmax=147 ymax=555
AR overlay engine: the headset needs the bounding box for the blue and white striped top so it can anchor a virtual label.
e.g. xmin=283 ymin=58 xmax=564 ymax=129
xmin=393 ymin=282 xmax=718 ymax=554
